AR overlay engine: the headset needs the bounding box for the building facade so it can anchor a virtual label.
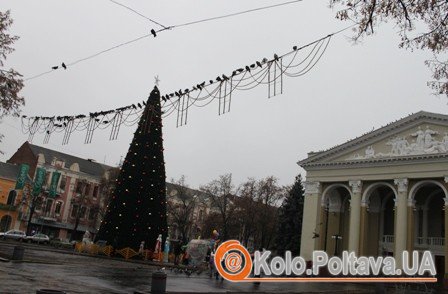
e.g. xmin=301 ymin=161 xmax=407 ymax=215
xmin=8 ymin=142 xmax=112 ymax=240
xmin=299 ymin=111 xmax=448 ymax=282
xmin=0 ymin=162 xmax=30 ymax=232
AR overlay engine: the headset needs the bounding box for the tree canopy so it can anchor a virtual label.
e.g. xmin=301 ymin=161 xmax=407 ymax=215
xmin=330 ymin=0 xmax=448 ymax=95
xmin=275 ymin=174 xmax=304 ymax=256
xmin=0 ymin=10 xmax=24 ymax=152
xmin=0 ymin=10 xmax=24 ymax=117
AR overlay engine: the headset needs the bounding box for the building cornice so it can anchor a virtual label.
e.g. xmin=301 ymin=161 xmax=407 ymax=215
xmin=298 ymin=111 xmax=448 ymax=167
xmin=301 ymin=152 xmax=448 ymax=170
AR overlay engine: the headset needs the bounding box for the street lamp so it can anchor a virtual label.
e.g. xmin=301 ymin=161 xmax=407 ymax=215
xmin=331 ymin=234 xmax=342 ymax=256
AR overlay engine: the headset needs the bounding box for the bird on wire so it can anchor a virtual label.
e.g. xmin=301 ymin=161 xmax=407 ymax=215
xmin=151 ymin=29 xmax=157 ymax=37
xmin=62 ymin=63 xmax=67 ymax=70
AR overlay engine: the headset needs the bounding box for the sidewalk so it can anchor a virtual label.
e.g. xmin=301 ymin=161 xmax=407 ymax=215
xmin=0 ymin=242 xmax=377 ymax=293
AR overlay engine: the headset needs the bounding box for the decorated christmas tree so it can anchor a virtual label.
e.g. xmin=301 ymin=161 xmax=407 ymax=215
xmin=96 ymin=86 xmax=168 ymax=249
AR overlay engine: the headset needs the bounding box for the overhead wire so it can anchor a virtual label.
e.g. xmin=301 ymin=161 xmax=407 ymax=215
xmin=172 ymin=0 xmax=303 ymax=28
xmin=108 ymin=0 xmax=169 ymax=29
xmin=24 ymin=0 xmax=305 ymax=81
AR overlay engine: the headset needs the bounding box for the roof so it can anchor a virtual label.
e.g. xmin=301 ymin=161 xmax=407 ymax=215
xmin=298 ymin=111 xmax=448 ymax=167
xmin=27 ymin=143 xmax=113 ymax=176
xmin=0 ymin=162 xmax=22 ymax=181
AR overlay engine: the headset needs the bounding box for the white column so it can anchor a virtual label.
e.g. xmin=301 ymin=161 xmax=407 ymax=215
xmin=348 ymin=180 xmax=362 ymax=254
xmin=300 ymin=181 xmax=321 ymax=261
xmin=444 ymin=197 xmax=448 ymax=287
xmin=422 ymin=207 xmax=428 ymax=240
xmin=394 ymin=178 xmax=409 ymax=269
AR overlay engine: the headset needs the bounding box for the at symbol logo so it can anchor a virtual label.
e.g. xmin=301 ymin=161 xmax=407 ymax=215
xmin=214 ymin=240 xmax=253 ymax=281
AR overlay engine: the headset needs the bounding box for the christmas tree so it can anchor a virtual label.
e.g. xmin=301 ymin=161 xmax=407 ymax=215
xmin=96 ymin=86 xmax=168 ymax=250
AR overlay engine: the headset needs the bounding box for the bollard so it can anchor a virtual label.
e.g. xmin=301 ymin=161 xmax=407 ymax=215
xmin=151 ymin=271 xmax=167 ymax=294
xmin=36 ymin=290 xmax=66 ymax=294
xmin=12 ymin=246 xmax=24 ymax=261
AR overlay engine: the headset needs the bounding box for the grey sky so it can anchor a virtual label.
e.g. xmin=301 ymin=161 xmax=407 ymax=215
xmin=0 ymin=1 xmax=445 ymax=189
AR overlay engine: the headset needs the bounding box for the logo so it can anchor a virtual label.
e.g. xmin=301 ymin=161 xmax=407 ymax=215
xmin=214 ymin=240 xmax=437 ymax=283
xmin=214 ymin=240 xmax=253 ymax=281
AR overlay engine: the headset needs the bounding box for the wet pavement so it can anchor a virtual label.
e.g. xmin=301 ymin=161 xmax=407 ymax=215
xmin=0 ymin=240 xmax=428 ymax=293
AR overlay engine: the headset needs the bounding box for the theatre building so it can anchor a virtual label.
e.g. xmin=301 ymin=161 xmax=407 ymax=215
xmin=299 ymin=111 xmax=448 ymax=282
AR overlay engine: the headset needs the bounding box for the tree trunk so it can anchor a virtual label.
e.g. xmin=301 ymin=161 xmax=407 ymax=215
xmin=26 ymin=204 xmax=36 ymax=235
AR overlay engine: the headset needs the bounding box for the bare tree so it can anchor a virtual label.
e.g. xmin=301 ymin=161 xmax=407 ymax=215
xmin=0 ymin=10 xmax=25 ymax=152
xmin=97 ymin=167 xmax=120 ymax=221
xmin=200 ymin=174 xmax=236 ymax=241
xmin=167 ymin=176 xmax=198 ymax=243
xmin=236 ymin=178 xmax=259 ymax=247
xmin=330 ymin=0 xmax=448 ymax=95
xmin=254 ymin=176 xmax=283 ymax=249
xmin=70 ymin=179 xmax=93 ymax=242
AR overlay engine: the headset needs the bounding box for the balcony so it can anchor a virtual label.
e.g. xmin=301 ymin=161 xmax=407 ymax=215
xmin=416 ymin=237 xmax=444 ymax=247
xmin=379 ymin=235 xmax=395 ymax=254
xmin=0 ymin=203 xmax=17 ymax=211
xmin=382 ymin=235 xmax=394 ymax=243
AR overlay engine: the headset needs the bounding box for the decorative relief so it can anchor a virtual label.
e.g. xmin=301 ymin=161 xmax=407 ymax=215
xmin=346 ymin=126 xmax=448 ymax=160
xmin=394 ymin=178 xmax=408 ymax=193
xmin=349 ymin=180 xmax=362 ymax=194
xmin=304 ymin=181 xmax=321 ymax=195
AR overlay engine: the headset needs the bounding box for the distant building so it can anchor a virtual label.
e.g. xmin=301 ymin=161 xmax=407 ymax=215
xmin=0 ymin=162 xmax=31 ymax=232
xmin=8 ymin=142 xmax=112 ymax=240
xmin=5 ymin=141 xmax=241 ymax=247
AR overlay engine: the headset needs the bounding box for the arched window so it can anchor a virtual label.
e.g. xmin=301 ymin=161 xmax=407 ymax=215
xmin=0 ymin=215 xmax=12 ymax=232
xmin=7 ymin=190 xmax=17 ymax=206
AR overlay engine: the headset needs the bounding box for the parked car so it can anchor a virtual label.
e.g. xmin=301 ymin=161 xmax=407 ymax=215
xmin=95 ymin=240 xmax=107 ymax=247
xmin=26 ymin=233 xmax=50 ymax=244
xmin=2 ymin=230 xmax=26 ymax=241
xmin=49 ymin=238 xmax=74 ymax=249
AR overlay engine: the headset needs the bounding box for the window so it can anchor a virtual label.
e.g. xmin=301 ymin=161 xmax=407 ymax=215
xmin=0 ymin=215 xmax=12 ymax=232
xmin=85 ymin=183 xmax=91 ymax=196
xmin=7 ymin=190 xmax=17 ymax=206
xmin=59 ymin=176 xmax=66 ymax=191
xmin=44 ymin=199 xmax=53 ymax=214
xmin=75 ymin=181 xmax=83 ymax=194
xmin=93 ymin=186 xmax=99 ymax=198
xmin=71 ymin=204 xmax=79 ymax=218
xmin=80 ymin=206 xmax=87 ymax=219
xmin=35 ymin=197 xmax=43 ymax=211
xmin=45 ymin=172 xmax=51 ymax=187
xmin=88 ymin=208 xmax=96 ymax=220
xmin=55 ymin=201 xmax=62 ymax=215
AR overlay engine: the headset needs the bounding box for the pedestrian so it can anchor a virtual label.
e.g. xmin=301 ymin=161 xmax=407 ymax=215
xmin=182 ymin=249 xmax=190 ymax=266
xmin=174 ymin=242 xmax=181 ymax=265
xmin=253 ymin=248 xmax=263 ymax=285
xmin=82 ymin=231 xmax=91 ymax=245
xmin=210 ymin=241 xmax=222 ymax=280
xmin=139 ymin=241 xmax=145 ymax=255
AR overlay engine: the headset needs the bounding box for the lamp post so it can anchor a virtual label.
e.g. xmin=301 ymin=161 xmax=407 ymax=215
xmin=331 ymin=234 xmax=342 ymax=256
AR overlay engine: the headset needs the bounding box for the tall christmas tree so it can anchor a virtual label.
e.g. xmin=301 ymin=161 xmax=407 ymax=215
xmin=96 ymin=86 xmax=168 ymax=249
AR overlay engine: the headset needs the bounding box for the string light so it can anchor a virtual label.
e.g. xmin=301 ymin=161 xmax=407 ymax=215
xmin=21 ymin=27 xmax=355 ymax=145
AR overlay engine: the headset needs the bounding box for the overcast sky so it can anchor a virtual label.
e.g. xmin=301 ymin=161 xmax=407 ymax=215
xmin=0 ymin=1 xmax=446 ymax=189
